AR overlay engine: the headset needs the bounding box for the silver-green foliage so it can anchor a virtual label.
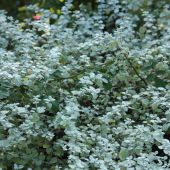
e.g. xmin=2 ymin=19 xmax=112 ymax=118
xmin=0 ymin=0 xmax=170 ymax=169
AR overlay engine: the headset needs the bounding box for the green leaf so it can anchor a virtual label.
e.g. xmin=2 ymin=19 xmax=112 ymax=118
xmin=32 ymin=113 xmax=40 ymax=123
xmin=0 ymin=140 xmax=9 ymax=148
xmin=50 ymin=101 xmax=59 ymax=112
xmin=0 ymin=87 xmax=9 ymax=99
xmin=119 ymin=148 xmax=129 ymax=160
xmin=155 ymin=62 xmax=169 ymax=71
xmin=165 ymin=109 xmax=170 ymax=122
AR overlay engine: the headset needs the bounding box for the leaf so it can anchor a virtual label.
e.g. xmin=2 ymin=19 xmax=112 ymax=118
xmin=18 ymin=6 xmax=27 ymax=12
xmin=0 ymin=87 xmax=9 ymax=99
xmin=154 ymin=77 xmax=167 ymax=87
xmin=165 ymin=109 xmax=170 ymax=122
xmin=47 ymin=103 xmax=52 ymax=110
xmin=32 ymin=113 xmax=40 ymax=123
xmin=37 ymin=107 xmax=46 ymax=113
xmin=139 ymin=26 xmax=146 ymax=39
xmin=0 ymin=140 xmax=9 ymax=148
xmin=119 ymin=148 xmax=129 ymax=160
xmin=49 ymin=158 xmax=58 ymax=164
xmin=51 ymin=101 xmax=59 ymax=112
xmin=155 ymin=62 xmax=169 ymax=71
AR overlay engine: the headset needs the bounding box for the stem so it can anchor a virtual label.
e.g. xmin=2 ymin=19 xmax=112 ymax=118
xmin=117 ymin=46 xmax=148 ymax=86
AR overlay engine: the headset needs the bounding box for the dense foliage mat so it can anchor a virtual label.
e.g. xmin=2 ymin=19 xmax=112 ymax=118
xmin=0 ymin=0 xmax=170 ymax=169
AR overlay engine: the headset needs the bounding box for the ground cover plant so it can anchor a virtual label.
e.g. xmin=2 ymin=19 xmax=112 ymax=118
xmin=0 ymin=0 xmax=170 ymax=169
